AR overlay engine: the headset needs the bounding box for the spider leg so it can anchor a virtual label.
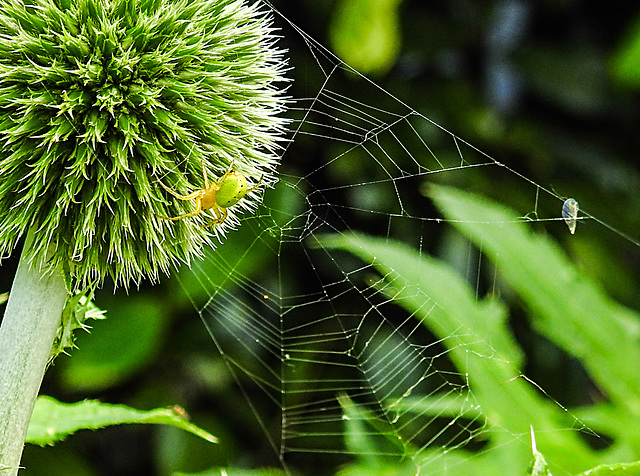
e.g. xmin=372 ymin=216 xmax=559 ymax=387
xmin=204 ymin=206 xmax=228 ymax=227
xmin=246 ymin=174 xmax=264 ymax=193
xmin=158 ymin=196 xmax=203 ymax=221
xmin=158 ymin=179 xmax=204 ymax=201
xmin=215 ymin=160 xmax=235 ymax=185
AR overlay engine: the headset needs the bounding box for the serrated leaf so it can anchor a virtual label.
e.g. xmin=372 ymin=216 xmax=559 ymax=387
xmin=316 ymin=231 xmax=599 ymax=474
xmin=26 ymin=396 xmax=217 ymax=446
xmin=428 ymin=184 xmax=640 ymax=416
xmin=50 ymin=292 xmax=106 ymax=363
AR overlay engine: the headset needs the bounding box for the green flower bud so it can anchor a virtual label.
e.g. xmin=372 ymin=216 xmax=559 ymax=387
xmin=0 ymin=0 xmax=288 ymax=291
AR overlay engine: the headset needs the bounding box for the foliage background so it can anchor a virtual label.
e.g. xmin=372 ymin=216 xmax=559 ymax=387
xmin=2 ymin=0 xmax=640 ymax=474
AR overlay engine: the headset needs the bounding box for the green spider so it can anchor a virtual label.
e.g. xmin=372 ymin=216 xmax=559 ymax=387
xmin=157 ymin=162 xmax=263 ymax=227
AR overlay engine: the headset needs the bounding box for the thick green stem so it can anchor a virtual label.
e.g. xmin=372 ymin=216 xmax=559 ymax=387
xmin=0 ymin=230 xmax=67 ymax=474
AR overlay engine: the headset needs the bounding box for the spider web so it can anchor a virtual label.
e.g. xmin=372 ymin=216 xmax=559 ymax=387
xmin=175 ymin=3 xmax=640 ymax=475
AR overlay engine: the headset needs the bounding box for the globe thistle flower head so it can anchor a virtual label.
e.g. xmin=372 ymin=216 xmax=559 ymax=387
xmin=0 ymin=0 xmax=288 ymax=290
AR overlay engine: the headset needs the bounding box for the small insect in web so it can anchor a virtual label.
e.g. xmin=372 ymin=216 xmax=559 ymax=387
xmin=562 ymin=198 xmax=579 ymax=234
xmin=157 ymin=162 xmax=263 ymax=227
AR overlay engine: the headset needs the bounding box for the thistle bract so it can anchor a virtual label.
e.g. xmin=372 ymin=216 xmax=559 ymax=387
xmin=0 ymin=0 xmax=287 ymax=290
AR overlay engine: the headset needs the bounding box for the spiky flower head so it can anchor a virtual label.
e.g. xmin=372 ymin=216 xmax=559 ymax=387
xmin=0 ymin=0 xmax=287 ymax=291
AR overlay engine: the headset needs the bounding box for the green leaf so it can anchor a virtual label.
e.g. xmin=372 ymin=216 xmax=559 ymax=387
xmin=26 ymin=396 xmax=217 ymax=446
xmin=316 ymin=232 xmax=599 ymax=475
xmin=50 ymin=292 xmax=106 ymax=364
xmin=428 ymin=184 xmax=640 ymax=419
xmin=329 ymin=0 xmax=403 ymax=75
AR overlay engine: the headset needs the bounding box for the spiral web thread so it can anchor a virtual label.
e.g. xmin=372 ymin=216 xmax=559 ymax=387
xmin=176 ymin=3 xmax=640 ymax=475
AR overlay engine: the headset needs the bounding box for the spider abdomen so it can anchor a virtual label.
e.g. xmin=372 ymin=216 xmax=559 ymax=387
xmin=216 ymin=171 xmax=250 ymax=208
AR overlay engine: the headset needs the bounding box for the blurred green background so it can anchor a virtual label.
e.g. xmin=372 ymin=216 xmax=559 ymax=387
xmin=3 ymin=0 xmax=640 ymax=474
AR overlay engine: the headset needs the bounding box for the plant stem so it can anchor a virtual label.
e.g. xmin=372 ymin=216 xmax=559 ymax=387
xmin=0 ymin=229 xmax=67 ymax=474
